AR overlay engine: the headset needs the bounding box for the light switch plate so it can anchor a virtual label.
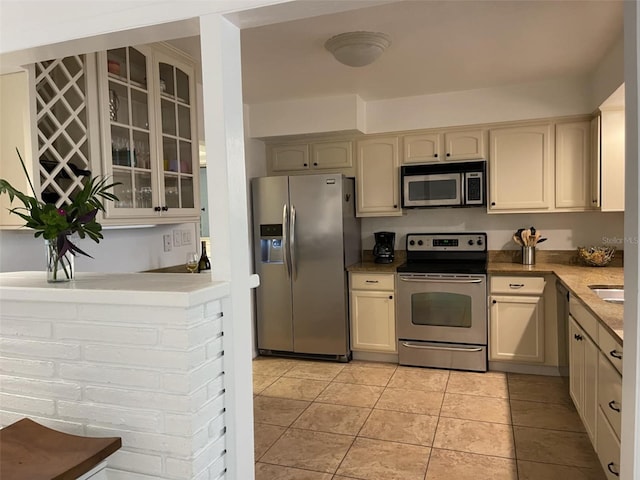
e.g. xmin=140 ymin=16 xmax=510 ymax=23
xmin=163 ymin=234 xmax=172 ymax=252
xmin=173 ymin=229 xmax=182 ymax=247
xmin=182 ymin=230 xmax=192 ymax=245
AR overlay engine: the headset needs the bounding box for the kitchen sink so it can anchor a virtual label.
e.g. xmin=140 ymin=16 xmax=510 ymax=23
xmin=589 ymin=285 xmax=624 ymax=304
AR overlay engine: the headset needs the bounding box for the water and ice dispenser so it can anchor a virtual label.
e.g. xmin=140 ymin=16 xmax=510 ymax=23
xmin=260 ymin=224 xmax=284 ymax=264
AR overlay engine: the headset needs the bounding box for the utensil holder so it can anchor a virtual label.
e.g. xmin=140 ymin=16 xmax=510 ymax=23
xmin=522 ymin=246 xmax=535 ymax=265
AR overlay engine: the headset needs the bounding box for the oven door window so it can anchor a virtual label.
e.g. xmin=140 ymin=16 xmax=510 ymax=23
xmin=411 ymin=292 xmax=472 ymax=328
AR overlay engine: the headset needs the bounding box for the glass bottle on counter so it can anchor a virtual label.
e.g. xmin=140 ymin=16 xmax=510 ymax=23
xmin=198 ymin=240 xmax=211 ymax=272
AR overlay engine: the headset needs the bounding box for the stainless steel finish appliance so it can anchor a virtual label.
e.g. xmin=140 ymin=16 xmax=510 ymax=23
xmin=397 ymin=232 xmax=488 ymax=371
xmin=252 ymin=174 xmax=360 ymax=361
xmin=373 ymin=231 xmax=395 ymax=264
xmin=401 ymin=161 xmax=485 ymax=208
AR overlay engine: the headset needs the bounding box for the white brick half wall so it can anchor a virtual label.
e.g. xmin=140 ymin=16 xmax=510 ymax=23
xmin=0 ymin=272 xmax=232 ymax=480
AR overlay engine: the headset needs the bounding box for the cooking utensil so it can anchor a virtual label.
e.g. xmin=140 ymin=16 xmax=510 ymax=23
xmin=512 ymin=234 xmax=524 ymax=246
xmin=537 ymin=238 xmax=547 ymax=244
xmin=521 ymin=229 xmax=531 ymax=246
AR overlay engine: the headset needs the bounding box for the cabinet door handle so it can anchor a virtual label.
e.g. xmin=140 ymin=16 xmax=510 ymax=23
xmin=161 ymin=206 xmax=169 ymax=212
xmin=509 ymin=283 xmax=525 ymax=289
xmin=303 ymin=163 xmax=308 ymax=167
xmin=608 ymin=400 xmax=621 ymax=412
xmin=492 ymin=300 xmax=497 ymax=304
xmin=446 ymin=153 xmax=451 ymax=157
xmin=394 ymin=204 xmax=398 ymax=208
xmin=313 ymin=162 xmax=318 ymax=166
xmin=610 ymin=350 xmax=622 ymax=359
xmin=434 ymin=153 xmax=438 ymax=158
xmin=491 ymin=201 xmax=496 ymax=206
xmin=365 ymin=280 xmax=379 ymax=283
xmin=607 ymin=462 xmax=620 ymax=476
xmin=388 ymin=295 xmax=393 ymax=300
xmin=574 ymin=333 xmax=583 ymax=341
xmin=154 ymin=206 xmax=162 ymax=212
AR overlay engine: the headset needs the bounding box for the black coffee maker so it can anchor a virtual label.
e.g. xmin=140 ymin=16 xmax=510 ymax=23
xmin=373 ymin=231 xmax=395 ymax=264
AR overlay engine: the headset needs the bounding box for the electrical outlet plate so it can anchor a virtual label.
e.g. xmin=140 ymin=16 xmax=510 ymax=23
xmin=173 ymin=229 xmax=182 ymax=247
xmin=182 ymin=230 xmax=191 ymax=245
xmin=163 ymin=234 xmax=172 ymax=252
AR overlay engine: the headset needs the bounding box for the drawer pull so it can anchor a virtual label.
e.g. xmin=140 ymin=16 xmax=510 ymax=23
xmin=509 ymin=283 xmax=525 ymax=288
xmin=574 ymin=333 xmax=583 ymax=341
xmin=610 ymin=350 xmax=623 ymax=360
xmin=365 ymin=280 xmax=379 ymax=284
xmin=607 ymin=462 xmax=620 ymax=477
xmin=608 ymin=400 xmax=621 ymax=412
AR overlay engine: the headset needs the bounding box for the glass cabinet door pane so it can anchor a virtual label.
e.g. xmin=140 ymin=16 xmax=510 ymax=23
xmin=132 ymin=131 xmax=151 ymax=170
xmin=159 ymin=63 xmax=174 ymax=96
xmin=131 ymin=89 xmax=148 ymax=129
xmin=107 ymin=48 xmax=127 ymax=80
xmin=179 ymin=141 xmax=192 ymax=174
xmin=181 ymin=177 xmax=194 ymax=208
xmin=164 ymin=175 xmax=179 ymax=208
xmin=111 ymin=125 xmax=130 ymax=167
xmin=161 ymin=99 xmax=176 ymax=135
xmin=135 ymin=172 xmax=153 ymax=208
xmin=129 ymin=48 xmax=147 ymax=88
xmin=163 ymin=137 xmax=178 ymax=172
xmin=176 ymin=69 xmax=189 ymax=104
xmin=411 ymin=292 xmax=472 ymax=328
xmin=178 ymin=105 xmax=191 ymax=139
xmin=108 ymin=81 xmax=128 ymax=124
xmin=113 ymin=170 xmax=133 ymax=208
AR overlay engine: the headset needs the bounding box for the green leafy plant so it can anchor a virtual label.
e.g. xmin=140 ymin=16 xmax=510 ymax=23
xmin=0 ymin=148 xmax=119 ymax=279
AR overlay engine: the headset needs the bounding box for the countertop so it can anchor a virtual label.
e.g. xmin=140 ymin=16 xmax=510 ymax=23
xmin=348 ymin=255 xmax=624 ymax=345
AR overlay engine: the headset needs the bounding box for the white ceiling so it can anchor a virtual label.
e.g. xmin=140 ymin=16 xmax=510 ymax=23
xmin=237 ymin=0 xmax=623 ymax=105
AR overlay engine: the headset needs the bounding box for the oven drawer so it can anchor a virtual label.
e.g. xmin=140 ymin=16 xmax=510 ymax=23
xmin=350 ymin=273 xmax=395 ymax=291
xmin=398 ymin=340 xmax=487 ymax=372
xmin=490 ymin=276 xmax=545 ymax=295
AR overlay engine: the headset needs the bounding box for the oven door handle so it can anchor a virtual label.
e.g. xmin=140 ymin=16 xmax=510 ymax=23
xmin=401 ymin=342 xmax=484 ymax=353
xmin=399 ymin=277 xmax=484 ymax=284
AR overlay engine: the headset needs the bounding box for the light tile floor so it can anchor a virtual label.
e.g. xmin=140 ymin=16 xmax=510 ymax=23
xmin=253 ymin=357 xmax=605 ymax=480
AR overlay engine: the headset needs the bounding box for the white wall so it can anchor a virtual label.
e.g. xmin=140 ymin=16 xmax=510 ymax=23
xmin=362 ymin=209 xmax=625 ymax=252
xmin=592 ymin=33 xmax=625 ymax=109
xmin=0 ymin=222 xmax=198 ymax=273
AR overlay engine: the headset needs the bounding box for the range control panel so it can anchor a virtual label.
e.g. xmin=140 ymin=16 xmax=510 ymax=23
xmin=406 ymin=233 xmax=487 ymax=252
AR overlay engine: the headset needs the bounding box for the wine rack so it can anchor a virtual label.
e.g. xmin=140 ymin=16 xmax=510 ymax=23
xmin=34 ymin=55 xmax=93 ymax=207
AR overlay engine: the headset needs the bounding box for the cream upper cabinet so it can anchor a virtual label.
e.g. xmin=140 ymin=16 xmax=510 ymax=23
xmin=555 ymin=120 xmax=593 ymax=209
xmin=310 ymin=140 xmax=352 ymax=169
xmin=443 ymin=129 xmax=487 ymax=161
xmin=271 ymin=144 xmax=309 ymax=172
xmin=590 ymin=116 xmax=601 ymax=208
xmin=349 ymin=273 xmax=396 ymax=353
xmin=98 ymin=44 xmax=200 ymax=223
xmin=402 ymin=128 xmax=486 ymax=164
xmin=0 ymin=72 xmax=35 ymax=228
xmin=269 ymin=140 xmax=354 ymax=175
xmin=403 ymin=132 xmax=441 ymax=163
xmin=600 ymin=107 xmax=625 ymax=212
xmin=356 ymin=136 xmax=401 ymax=217
xmin=488 ymin=123 xmax=553 ymax=212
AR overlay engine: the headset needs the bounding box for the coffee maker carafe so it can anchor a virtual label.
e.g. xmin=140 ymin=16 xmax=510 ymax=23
xmin=373 ymin=231 xmax=395 ymax=264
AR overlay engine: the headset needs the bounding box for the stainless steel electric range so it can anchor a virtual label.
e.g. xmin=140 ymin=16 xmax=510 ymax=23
xmin=396 ymin=232 xmax=488 ymax=372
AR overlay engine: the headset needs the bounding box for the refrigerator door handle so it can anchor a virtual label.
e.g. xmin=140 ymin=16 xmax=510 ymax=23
xmin=290 ymin=204 xmax=297 ymax=279
xmin=282 ymin=203 xmax=290 ymax=277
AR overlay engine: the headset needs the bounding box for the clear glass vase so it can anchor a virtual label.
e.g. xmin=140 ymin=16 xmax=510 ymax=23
xmin=46 ymin=239 xmax=74 ymax=283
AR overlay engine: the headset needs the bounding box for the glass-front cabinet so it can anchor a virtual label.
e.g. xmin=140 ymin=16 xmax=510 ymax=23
xmin=98 ymin=44 xmax=199 ymax=223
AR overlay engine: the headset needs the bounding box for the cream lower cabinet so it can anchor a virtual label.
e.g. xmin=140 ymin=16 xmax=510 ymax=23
xmin=349 ymin=273 xmax=396 ymax=353
xmin=568 ymin=316 xmax=598 ymax=442
xmin=489 ymin=276 xmax=546 ymax=363
xmin=355 ymin=136 xmax=401 ymax=217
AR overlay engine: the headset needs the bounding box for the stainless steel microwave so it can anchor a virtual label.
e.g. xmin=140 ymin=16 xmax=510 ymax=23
xmin=401 ymin=161 xmax=486 ymax=208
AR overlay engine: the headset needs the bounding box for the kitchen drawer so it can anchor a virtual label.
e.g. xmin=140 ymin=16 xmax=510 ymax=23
xmin=598 ymin=324 xmax=623 ymax=374
xmin=598 ymin=352 xmax=622 ymax=439
xmin=597 ymin=406 xmax=621 ymax=480
xmin=490 ymin=276 xmax=545 ymax=295
xmin=350 ymin=273 xmax=395 ymax=291
xmin=569 ymin=297 xmax=599 ymax=342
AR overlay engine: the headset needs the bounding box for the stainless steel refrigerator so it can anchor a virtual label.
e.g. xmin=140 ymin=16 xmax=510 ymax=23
xmin=252 ymin=174 xmax=361 ymax=361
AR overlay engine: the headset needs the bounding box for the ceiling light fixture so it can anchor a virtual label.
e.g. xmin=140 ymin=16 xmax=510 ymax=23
xmin=324 ymin=31 xmax=391 ymax=67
